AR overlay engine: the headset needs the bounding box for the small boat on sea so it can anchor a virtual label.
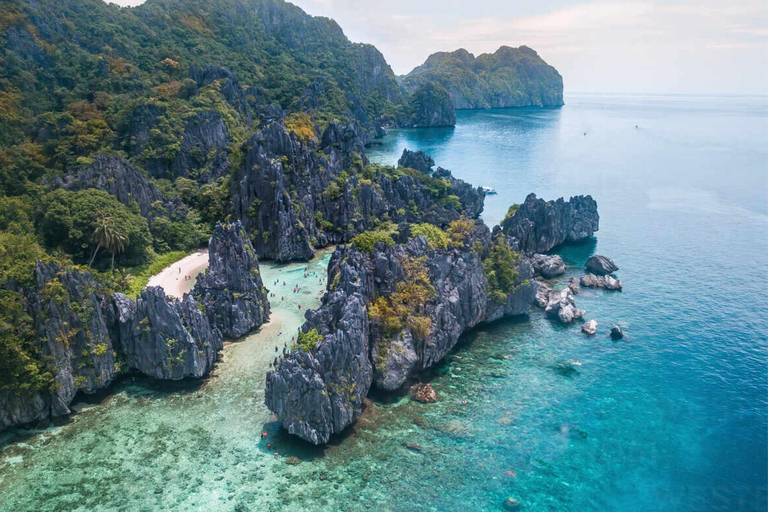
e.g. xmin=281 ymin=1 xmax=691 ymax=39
xmin=481 ymin=186 xmax=497 ymax=195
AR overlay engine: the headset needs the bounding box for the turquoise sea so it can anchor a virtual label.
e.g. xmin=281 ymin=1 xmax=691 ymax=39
xmin=1 ymin=94 xmax=767 ymax=512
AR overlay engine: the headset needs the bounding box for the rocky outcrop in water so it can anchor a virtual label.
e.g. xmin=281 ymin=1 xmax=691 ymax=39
xmin=582 ymin=319 xmax=598 ymax=335
xmin=266 ymin=223 xmax=536 ymax=444
xmin=233 ymin=122 xmax=484 ymax=261
xmin=531 ymin=253 xmax=566 ymax=278
xmin=193 ymin=222 xmax=270 ymax=339
xmin=0 ymin=255 xmax=238 ymax=432
xmin=580 ymin=274 xmax=623 ymax=291
xmin=501 ymin=193 xmax=599 ymax=255
xmin=585 ymin=255 xmax=619 ymax=276
xmin=535 ymin=283 xmax=585 ymax=324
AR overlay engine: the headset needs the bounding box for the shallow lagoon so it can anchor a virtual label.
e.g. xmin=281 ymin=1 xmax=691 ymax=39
xmin=1 ymin=94 xmax=767 ymax=512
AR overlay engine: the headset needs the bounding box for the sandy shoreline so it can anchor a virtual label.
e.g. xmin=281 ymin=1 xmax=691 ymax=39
xmin=146 ymin=250 xmax=210 ymax=298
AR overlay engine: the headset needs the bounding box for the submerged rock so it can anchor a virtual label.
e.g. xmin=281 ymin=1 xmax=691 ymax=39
xmin=531 ymin=253 xmax=566 ymax=278
xmin=503 ymin=497 xmax=522 ymax=511
xmin=582 ymin=319 xmax=598 ymax=335
xmin=501 ymin=193 xmax=599 ymax=255
xmin=580 ymin=273 xmax=623 ymax=291
xmin=412 ymin=383 xmax=438 ymax=403
xmin=193 ymin=221 xmax=270 ymax=339
xmin=585 ymin=255 xmax=619 ymax=275
xmin=610 ymin=326 xmax=624 ymax=340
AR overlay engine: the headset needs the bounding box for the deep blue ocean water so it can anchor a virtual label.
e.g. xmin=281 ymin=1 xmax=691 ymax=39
xmin=365 ymin=93 xmax=768 ymax=511
xmin=0 ymin=94 xmax=766 ymax=512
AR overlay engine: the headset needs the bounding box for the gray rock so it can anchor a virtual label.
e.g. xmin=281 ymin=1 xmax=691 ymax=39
xmin=501 ymin=193 xmax=599 ymax=255
xmin=398 ymin=149 xmax=435 ymax=173
xmin=112 ymin=288 xmax=223 ymax=380
xmin=582 ymin=319 xmax=598 ymax=335
xmin=265 ymin=292 xmax=372 ymax=445
xmin=580 ymin=273 xmax=623 ymax=291
xmin=193 ymin=221 xmax=270 ymax=339
xmin=536 ymin=285 xmax=585 ymax=324
xmin=585 ymin=255 xmax=618 ymax=275
xmin=531 ymin=253 xmax=566 ymax=278
xmin=60 ymin=155 xmax=164 ymax=218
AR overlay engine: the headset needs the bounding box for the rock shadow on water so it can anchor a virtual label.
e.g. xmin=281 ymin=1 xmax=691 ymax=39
xmin=556 ymin=237 xmax=598 ymax=266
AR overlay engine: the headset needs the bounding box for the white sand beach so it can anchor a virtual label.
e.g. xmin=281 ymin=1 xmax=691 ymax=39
xmin=146 ymin=250 xmax=210 ymax=298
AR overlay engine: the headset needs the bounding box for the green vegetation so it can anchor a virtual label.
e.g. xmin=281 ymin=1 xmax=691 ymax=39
xmin=0 ymin=289 xmax=53 ymax=394
xmin=40 ymin=189 xmax=152 ymax=268
xmin=504 ymin=204 xmax=521 ymax=222
xmin=351 ymin=224 xmax=398 ymax=254
xmin=284 ymin=113 xmax=317 ymax=141
xmin=297 ymin=328 xmax=323 ymax=353
xmin=368 ymin=257 xmax=435 ymax=339
xmin=410 ymin=223 xmax=451 ymax=250
xmin=483 ymin=238 xmax=522 ymax=304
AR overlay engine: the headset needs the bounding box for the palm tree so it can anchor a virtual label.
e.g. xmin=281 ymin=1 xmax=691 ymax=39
xmin=89 ymin=215 xmax=129 ymax=271
xmin=108 ymin=228 xmax=129 ymax=272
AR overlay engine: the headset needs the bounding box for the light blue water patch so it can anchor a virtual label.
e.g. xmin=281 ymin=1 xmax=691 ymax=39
xmin=1 ymin=95 xmax=766 ymax=512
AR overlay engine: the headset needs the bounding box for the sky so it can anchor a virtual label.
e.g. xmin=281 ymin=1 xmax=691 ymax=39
xmin=108 ymin=0 xmax=768 ymax=95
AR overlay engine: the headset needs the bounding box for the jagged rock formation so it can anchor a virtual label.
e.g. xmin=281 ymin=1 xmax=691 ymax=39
xmin=193 ymin=222 xmax=270 ymax=339
xmin=232 ymin=121 xmax=484 ymax=261
xmin=531 ymin=253 xmax=566 ymax=278
xmin=501 ymin=193 xmax=599 ymax=255
xmin=110 ymin=288 xmax=223 ymax=380
xmin=59 ymin=155 xmax=164 ymax=218
xmin=407 ymin=81 xmax=456 ymax=127
xmin=580 ymin=274 xmax=623 ymax=291
xmin=535 ymin=283 xmax=585 ymax=324
xmin=265 ymin=223 xmax=536 ymax=444
xmin=401 ymin=46 xmax=564 ymax=109
xmin=585 ymin=255 xmax=619 ymax=275
xmin=30 ymin=261 xmax=119 ymax=418
xmin=398 ymin=149 xmax=435 ymax=174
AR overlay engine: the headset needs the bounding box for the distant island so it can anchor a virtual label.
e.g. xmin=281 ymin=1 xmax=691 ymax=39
xmin=401 ymin=46 xmax=564 ymax=111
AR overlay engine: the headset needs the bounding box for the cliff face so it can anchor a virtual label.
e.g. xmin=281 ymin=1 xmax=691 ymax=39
xmin=265 ymin=223 xmax=537 ymax=444
xmin=407 ymin=82 xmax=456 ymax=127
xmin=59 ymin=155 xmax=164 ymax=218
xmin=401 ymin=46 xmax=564 ymax=109
xmin=193 ymin=221 xmax=271 ymax=339
xmin=501 ymin=193 xmax=599 ymax=255
xmin=110 ymin=288 xmax=223 ymax=380
xmin=232 ymin=121 xmax=485 ymax=262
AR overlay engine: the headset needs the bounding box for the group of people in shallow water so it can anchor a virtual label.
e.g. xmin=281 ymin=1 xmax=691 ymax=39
xmin=265 ymin=266 xmax=330 ymax=364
